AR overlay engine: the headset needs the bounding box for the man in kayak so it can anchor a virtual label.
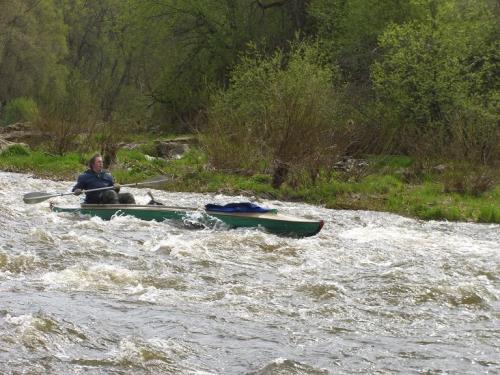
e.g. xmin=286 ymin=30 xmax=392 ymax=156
xmin=72 ymin=154 xmax=135 ymax=204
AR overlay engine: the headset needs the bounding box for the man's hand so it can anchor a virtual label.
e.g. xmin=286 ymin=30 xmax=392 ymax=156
xmin=74 ymin=189 xmax=83 ymax=196
xmin=114 ymin=184 xmax=121 ymax=193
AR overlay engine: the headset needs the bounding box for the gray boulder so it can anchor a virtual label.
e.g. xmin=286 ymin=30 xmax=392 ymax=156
xmin=155 ymin=141 xmax=190 ymax=159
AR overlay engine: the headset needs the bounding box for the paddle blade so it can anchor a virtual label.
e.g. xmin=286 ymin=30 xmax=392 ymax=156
xmin=23 ymin=192 xmax=55 ymax=204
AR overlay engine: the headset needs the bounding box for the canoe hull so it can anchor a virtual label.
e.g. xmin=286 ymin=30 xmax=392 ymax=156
xmin=207 ymin=210 xmax=323 ymax=237
xmin=50 ymin=204 xmax=323 ymax=237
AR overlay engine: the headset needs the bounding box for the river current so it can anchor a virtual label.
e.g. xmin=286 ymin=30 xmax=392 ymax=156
xmin=0 ymin=171 xmax=498 ymax=374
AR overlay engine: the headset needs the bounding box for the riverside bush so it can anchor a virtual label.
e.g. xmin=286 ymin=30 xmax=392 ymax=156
xmin=371 ymin=1 xmax=498 ymax=164
xmin=203 ymin=40 xmax=346 ymax=187
xmin=442 ymin=165 xmax=496 ymax=196
xmin=0 ymin=144 xmax=31 ymax=156
xmin=2 ymin=97 xmax=39 ymax=125
xmin=478 ymin=206 xmax=499 ymax=223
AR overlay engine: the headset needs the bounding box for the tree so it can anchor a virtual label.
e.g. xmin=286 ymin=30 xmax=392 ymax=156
xmin=130 ymin=0 xmax=313 ymax=129
xmin=308 ymin=0 xmax=414 ymax=85
xmin=62 ymin=0 xmax=147 ymax=123
xmin=371 ymin=0 xmax=499 ymax=162
xmin=0 ymin=0 xmax=68 ymax=106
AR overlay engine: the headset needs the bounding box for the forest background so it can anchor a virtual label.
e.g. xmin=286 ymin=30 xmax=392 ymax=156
xmin=0 ymin=0 xmax=498 ymax=222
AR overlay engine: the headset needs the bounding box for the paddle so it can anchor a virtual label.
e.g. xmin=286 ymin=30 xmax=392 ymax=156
xmin=23 ymin=176 xmax=171 ymax=204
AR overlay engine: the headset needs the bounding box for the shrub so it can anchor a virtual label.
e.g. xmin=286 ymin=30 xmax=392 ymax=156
xmin=203 ymin=40 xmax=345 ymax=187
xmin=0 ymin=143 xmax=31 ymax=156
xmin=447 ymin=108 xmax=500 ymax=165
xmin=478 ymin=206 xmax=499 ymax=223
xmin=442 ymin=166 xmax=496 ymax=196
xmin=2 ymin=97 xmax=39 ymax=125
xmin=36 ymin=115 xmax=85 ymax=156
xmin=371 ymin=1 xmax=498 ymax=164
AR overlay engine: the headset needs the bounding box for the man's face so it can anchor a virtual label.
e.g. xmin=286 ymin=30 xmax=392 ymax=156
xmin=92 ymin=157 xmax=103 ymax=173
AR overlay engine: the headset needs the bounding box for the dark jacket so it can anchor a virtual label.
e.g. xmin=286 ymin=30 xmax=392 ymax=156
xmin=73 ymin=169 xmax=114 ymax=204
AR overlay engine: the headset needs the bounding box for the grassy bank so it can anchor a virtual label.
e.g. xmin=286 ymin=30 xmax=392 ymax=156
xmin=1 ymin=144 xmax=498 ymax=223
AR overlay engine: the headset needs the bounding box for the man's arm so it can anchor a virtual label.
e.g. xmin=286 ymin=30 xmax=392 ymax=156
xmin=107 ymin=173 xmax=120 ymax=192
xmin=108 ymin=172 xmax=115 ymax=186
xmin=72 ymin=174 xmax=85 ymax=192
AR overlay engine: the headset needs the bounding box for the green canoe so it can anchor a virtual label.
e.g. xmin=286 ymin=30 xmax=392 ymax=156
xmin=50 ymin=203 xmax=324 ymax=237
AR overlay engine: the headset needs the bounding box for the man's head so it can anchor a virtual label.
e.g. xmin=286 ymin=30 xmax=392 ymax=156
xmin=88 ymin=154 xmax=103 ymax=173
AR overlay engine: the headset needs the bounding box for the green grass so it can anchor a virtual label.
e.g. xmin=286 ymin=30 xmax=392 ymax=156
xmin=389 ymin=182 xmax=499 ymax=223
xmin=369 ymin=154 xmax=413 ymax=169
xmin=0 ymin=149 xmax=84 ymax=179
xmin=1 ymin=145 xmax=498 ymax=223
xmin=277 ymin=171 xmax=499 ymax=223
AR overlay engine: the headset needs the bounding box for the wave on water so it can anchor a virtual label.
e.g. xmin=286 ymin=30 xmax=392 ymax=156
xmin=42 ymin=264 xmax=143 ymax=291
xmin=0 ymin=249 xmax=40 ymax=276
xmin=247 ymin=358 xmax=330 ymax=375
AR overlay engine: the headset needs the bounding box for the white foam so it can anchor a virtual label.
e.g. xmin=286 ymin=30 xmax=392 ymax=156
xmin=42 ymin=264 xmax=142 ymax=290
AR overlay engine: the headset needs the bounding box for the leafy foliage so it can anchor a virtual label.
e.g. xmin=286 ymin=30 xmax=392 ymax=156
xmin=0 ymin=143 xmax=31 ymax=156
xmin=203 ymin=40 xmax=343 ymax=186
xmin=2 ymin=97 xmax=39 ymax=125
xmin=130 ymin=0 xmax=311 ymax=130
xmin=0 ymin=0 xmax=68 ymax=105
xmin=371 ymin=0 xmax=499 ymax=162
xmin=309 ymin=0 xmax=414 ymax=83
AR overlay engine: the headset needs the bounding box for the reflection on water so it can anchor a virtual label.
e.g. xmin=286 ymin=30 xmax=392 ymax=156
xmin=0 ymin=171 xmax=499 ymax=374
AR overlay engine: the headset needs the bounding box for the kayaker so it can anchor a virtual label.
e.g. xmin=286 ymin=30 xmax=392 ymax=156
xmin=72 ymin=154 xmax=135 ymax=204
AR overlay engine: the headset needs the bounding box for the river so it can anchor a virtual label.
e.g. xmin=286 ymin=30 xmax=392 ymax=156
xmin=0 ymin=171 xmax=498 ymax=374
